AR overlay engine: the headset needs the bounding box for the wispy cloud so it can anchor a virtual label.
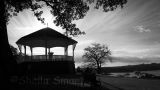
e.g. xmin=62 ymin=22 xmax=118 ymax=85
xmin=134 ymin=25 xmax=151 ymax=33
xmin=77 ymin=40 xmax=94 ymax=46
xmin=112 ymin=55 xmax=160 ymax=64
xmin=112 ymin=46 xmax=160 ymax=59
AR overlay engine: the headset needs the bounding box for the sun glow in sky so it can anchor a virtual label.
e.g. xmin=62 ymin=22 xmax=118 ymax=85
xmin=7 ymin=0 xmax=160 ymax=67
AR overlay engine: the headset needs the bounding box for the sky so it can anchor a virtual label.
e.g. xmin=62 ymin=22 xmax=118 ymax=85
xmin=7 ymin=0 xmax=160 ymax=67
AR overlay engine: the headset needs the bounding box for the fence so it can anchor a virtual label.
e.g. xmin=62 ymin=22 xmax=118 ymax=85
xmin=17 ymin=55 xmax=73 ymax=63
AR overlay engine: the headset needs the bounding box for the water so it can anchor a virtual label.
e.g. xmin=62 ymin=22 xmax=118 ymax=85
xmin=141 ymin=70 xmax=160 ymax=76
xmin=109 ymin=70 xmax=160 ymax=77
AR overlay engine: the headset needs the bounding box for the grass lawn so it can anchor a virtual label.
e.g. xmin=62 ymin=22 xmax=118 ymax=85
xmin=98 ymin=75 xmax=160 ymax=90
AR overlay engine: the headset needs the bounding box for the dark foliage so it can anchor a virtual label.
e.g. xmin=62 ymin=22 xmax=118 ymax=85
xmin=10 ymin=44 xmax=19 ymax=59
xmin=4 ymin=0 xmax=127 ymax=36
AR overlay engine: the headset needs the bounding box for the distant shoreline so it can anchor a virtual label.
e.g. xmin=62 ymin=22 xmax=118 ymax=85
xmin=101 ymin=63 xmax=160 ymax=73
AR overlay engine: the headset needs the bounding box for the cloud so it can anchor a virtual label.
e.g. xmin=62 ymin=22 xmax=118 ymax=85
xmin=112 ymin=48 xmax=152 ymax=57
xmin=77 ymin=40 xmax=94 ymax=46
xmin=111 ymin=55 xmax=160 ymax=64
xmin=111 ymin=46 xmax=160 ymax=60
xmin=113 ymin=48 xmax=151 ymax=54
xmin=134 ymin=25 xmax=151 ymax=33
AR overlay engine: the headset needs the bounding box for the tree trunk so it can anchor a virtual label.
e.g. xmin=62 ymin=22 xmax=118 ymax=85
xmin=0 ymin=1 xmax=17 ymax=89
xmin=99 ymin=62 xmax=102 ymax=72
xmin=96 ymin=60 xmax=101 ymax=74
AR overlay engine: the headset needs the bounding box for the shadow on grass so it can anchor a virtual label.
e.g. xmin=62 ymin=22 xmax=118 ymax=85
xmin=9 ymin=75 xmax=110 ymax=90
xmin=10 ymin=84 xmax=109 ymax=90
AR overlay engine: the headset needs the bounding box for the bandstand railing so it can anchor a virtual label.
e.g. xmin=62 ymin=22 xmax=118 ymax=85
xmin=18 ymin=55 xmax=73 ymax=63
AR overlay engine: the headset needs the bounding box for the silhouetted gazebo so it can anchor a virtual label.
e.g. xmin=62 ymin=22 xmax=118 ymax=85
xmin=16 ymin=27 xmax=77 ymax=74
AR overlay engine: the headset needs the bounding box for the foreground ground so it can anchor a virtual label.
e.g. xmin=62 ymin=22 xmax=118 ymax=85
xmin=8 ymin=74 xmax=160 ymax=90
xmin=9 ymin=75 xmax=108 ymax=90
xmin=98 ymin=75 xmax=160 ymax=90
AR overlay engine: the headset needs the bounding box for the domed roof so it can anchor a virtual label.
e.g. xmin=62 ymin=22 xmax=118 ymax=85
xmin=16 ymin=27 xmax=77 ymax=48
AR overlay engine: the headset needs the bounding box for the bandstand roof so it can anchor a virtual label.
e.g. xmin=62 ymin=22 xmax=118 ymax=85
xmin=16 ymin=27 xmax=77 ymax=48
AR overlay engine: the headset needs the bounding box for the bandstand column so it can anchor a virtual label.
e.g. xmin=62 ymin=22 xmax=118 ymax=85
xmin=45 ymin=47 xmax=47 ymax=60
xmin=45 ymin=40 xmax=47 ymax=60
xmin=72 ymin=44 xmax=76 ymax=61
xmin=24 ymin=45 xmax=26 ymax=61
xmin=18 ymin=44 xmax=22 ymax=54
xmin=48 ymin=48 xmax=50 ymax=54
xmin=64 ymin=46 xmax=68 ymax=56
xmin=30 ymin=47 xmax=33 ymax=60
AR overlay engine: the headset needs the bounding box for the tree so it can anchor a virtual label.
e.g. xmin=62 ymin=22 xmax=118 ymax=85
xmin=10 ymin=44 xmax=24 ymax=63
xmin=83 ymin=43 xmax=111 ymax=73
xmin=0 ymin=0 xmax=127 ymax=88
xmin=10 ymin=44 xmax=19 ymax=59
xmin=10 ymin=44 xmax=19 ymax=56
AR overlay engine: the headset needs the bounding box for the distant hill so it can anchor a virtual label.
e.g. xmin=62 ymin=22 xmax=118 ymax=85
xmin=101 ymin=63 xmax=160 ymax=73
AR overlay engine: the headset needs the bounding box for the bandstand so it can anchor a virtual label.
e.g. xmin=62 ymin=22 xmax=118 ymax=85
xmin=16 ymin=27 xmax=77 ymax=74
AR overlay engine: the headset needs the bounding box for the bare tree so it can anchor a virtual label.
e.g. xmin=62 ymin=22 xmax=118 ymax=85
xmin=83 ymin=43 xmax=111 ymax=73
